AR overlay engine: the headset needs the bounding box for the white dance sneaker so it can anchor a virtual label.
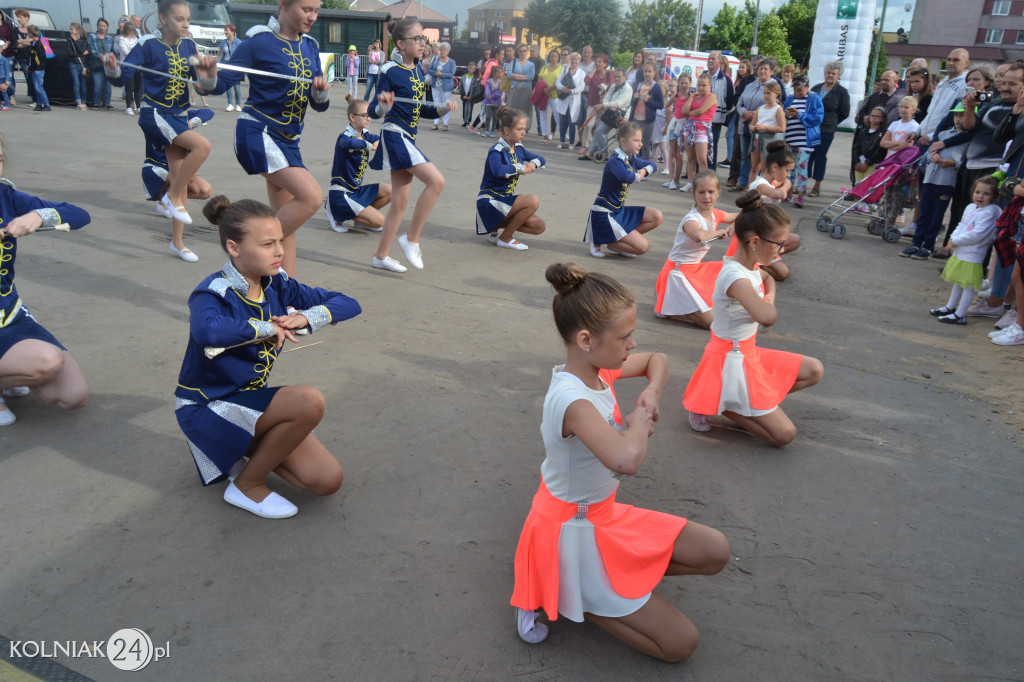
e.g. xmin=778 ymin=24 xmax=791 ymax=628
xmin=372 ymin=256 xmax=407 ymax=273
xmin=223 ymin=481 xmax=297 ymax=519
xmin=398 ymin=234 xmax=423 ymax=269
xmin=515 ymin=608 xmax=549 ymax=644
xmin=324 ymin=202 xmax=348 ymax=232
xmin=589 ymin=242 xmax=605 ymax=258
xmin=689 ymin=411 xmax=712 ymax=432
xmin=2 ymin=386 xmax=30 ymax=398
xmin=0 ymin=397 xmax=15 ymax=426
xmin=496 ymin=238 xmax=528 ymax=251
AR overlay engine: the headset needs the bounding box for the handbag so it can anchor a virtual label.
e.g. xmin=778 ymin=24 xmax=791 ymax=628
xmin=557 ymin=68 xmax=573 ymax=100
xmin=999 ymin=149 xmax=1024 ymax=201
xmin=600 ymin=106 xmax=622 ymax=128
xmin=469 ymin=80 xmax=485 ymax=104
xmin=499 ymin=72 xmax=511 ymax=93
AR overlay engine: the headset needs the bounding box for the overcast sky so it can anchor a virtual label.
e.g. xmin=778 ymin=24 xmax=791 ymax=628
xmin=438 ymin=0 xmax=917 ymax=38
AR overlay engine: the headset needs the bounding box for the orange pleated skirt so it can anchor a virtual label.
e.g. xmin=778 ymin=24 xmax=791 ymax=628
xmin=510 ymin=481 xmax=687 ymax=621
xmin=654 ymin=258 xmax=725 ymax=315
xmin=682 ymin=333 xmax=802 ymax=416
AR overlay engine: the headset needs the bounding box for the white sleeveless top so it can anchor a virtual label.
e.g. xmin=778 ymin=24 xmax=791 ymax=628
xmin=539 ymin=367 xmax=620 ymax=504
xmin=709 ymin=259 xmax=764 ymax=341
xmin=749 ymin=175 xmax=784 ymax=203
xmin=667 ymin=206 xmax=723 ymax=264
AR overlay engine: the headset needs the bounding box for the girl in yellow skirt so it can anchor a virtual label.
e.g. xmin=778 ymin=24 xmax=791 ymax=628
xmin=511 ymin=262 xmax=730 ymax=661
xmin=683 ymin=191 xmax=824 ymax=444
xmin=654 ymin=171 xmax=737 ymax=328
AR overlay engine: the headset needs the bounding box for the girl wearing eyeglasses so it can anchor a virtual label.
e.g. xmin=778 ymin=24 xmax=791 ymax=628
xmin=683 ymin=190 xmax=823 ymax=444
xmin=324 ymin=96 xmax=392 ymax=233
xmin=366 ymin=17 xmax=457 ymax=273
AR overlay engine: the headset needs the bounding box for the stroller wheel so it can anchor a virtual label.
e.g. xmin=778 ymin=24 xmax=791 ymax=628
xmin=829 ymin=222 xmax=846 ymax=239
xmin=882 ymin=228 xmax=902 ymax=243
xmin=816 ymin=217 xmax=830 ymax=232
xmin=593 ymin=150 xmax=607 ymax=163
xmin=867 ymin=218 xmax=885 ymax=236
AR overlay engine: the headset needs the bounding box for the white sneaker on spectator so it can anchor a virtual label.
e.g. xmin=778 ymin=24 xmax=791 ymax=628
xmin=680 ymin=182 xmax=693 ymax=192
xmin=995 ymin=308 xmax=1017 ymax=329
xmin=899 ymin=221 xmax=916 ymax=237
xmin=991 ymin=323 xmax=1024 ymax=345
xmin=965 ymin=302 xmax=1004 ymax=318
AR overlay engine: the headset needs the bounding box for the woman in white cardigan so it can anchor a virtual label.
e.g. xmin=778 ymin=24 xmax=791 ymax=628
xmin=554 ymin=52 xmax=586 ymax=149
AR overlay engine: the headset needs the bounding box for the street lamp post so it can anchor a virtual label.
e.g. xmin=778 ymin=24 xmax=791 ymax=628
xmin=751 ymin=0 xmax=760 ymax=56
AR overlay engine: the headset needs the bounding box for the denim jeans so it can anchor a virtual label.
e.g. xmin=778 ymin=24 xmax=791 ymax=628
xmin=226 ymin=83 xmax=242 ymax=107
xmin=30 ymin=70 xmax=47 ymax=106
xmin=5 ymin=56 xmax=15 ymax=97
xmin=91 ymin=69 xmax=110 ymax=107
xmin=726 ymin=115 xmax=736 ymax=162
xmin=363 ymin=72 xmax=378 ymax=101
xmin=808 ymin=132 xmax=835 ymax=182
xmin=913 ymin=182 xmax=953 ymax=252
xmin=586 ymin=120 xmax=613 ymax=156
xmin=534 ymin=105 xmax=546 ymax=135
xmin=68 ymin=62 xmax=88 ymax=103
xmin=558 ymin=109 xmax=576 ymax=145
xmin=710 ymin=122 xmax=723 ymax=169
xmin=738 ymin=132 xmax=753 ymax=188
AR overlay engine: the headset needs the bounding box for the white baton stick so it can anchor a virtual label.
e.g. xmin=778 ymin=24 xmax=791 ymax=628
xmin=0 ymin=223 xmax=71 ymax=238
xmin=189 ymin=56 xmax=313 ymax=84
xmin=700 ymin=234 xmax=727 ymax=247
xmin=115 ymin=59 xmax=198 ymax=84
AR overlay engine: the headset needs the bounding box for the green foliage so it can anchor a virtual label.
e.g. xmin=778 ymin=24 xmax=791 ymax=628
xmin=752 ymin=12 xmax=791 ymax=65
xmin=321 ymin=0 xmax=349 ymax=8
xmin=620 ymin=0 xmax=698 ymax=52
xmin=701 ymin=3 xmax=751 ymax=56
xmin=700 ymin=0 xmax=790 ymax=63
xmin=775 ymin=0 xmax=815 ymax=66
xmin=612 ymin=51 xmax=635 ymax=70
xmin=525 ymin=0 xmax=620 ymax=53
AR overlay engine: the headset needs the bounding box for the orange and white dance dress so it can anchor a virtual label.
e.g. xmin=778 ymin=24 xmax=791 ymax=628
xmin=511 ymin=366 xmax=686 ymax=622
xmin=654 ymin=206 xmax=727 ymax=317
xmin=682 ymin=259 xmax=802 ymax=416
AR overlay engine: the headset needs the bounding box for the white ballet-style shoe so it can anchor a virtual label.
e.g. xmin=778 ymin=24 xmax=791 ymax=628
xmin=160 ymin=194 xmax=192 ymax=224
xmin=0 ymin=397 xmax=15 ymax=427
xmin=589 ymin=242 xmax=605 ymax=258
xmin=223 ymin=481 xmax=297 ymax=519
xmin=496 ymin=238 xmax=528 ymax=251
xmin=170 ymin=241 xmax=199 ymax=262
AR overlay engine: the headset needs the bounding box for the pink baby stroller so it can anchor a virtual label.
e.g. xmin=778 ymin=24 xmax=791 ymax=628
xmin=816 ymin=146 xmax=923 ymax=241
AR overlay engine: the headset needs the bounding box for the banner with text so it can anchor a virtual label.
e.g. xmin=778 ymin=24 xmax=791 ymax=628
xmin=807 ymin=0 xmax=879 ymax=129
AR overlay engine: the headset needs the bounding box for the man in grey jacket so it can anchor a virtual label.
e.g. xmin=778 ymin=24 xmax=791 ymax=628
xmin=706 ymin=51 xmax=735 ymax=170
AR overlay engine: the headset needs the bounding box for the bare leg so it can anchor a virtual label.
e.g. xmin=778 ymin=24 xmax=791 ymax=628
xmin=0 ymin=340 xmax=88 ymax=410
xmin=685 ymin=143 xmax=697 ymax=184
xmin=586 ymin=522 xmax=728 ymax=662
xmin=670 ymin=140 xmax=683 ymax=184
xmin=694 ymin=141 xmax=709 ymax=173
xmin=264 ymin=166 xmax=324 ymax=277
xmin=376 ymin=170 xmax=413 ymax=259
xmin=667 ymin=310 xmax=713 ymax=329
xmin=747 ymin=151 xmax=762 ymax=187
xmin=497 ymin=194 xmax=545 ymax=243
xmin=608 ymin=208 xmax=663 ymax=255
xmin=405 ymin=161 xmax=446 ymax=243
xmin=164 ymin=146 xmax=191 ymax=252
xmin=722 ymin=355 xmax=823 ymax=446
xmin=233 ymin=385 xmax=341 ymax=503
xmin=166 ymin=130 xmax=211 ymax=210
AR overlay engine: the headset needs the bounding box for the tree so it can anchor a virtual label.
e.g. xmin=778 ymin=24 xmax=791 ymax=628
xmin=321 ymin=0 xmax=349 ymax=8
xmin=620 ymin=0 xmax=698 ymax=52
xmin=700 ymin=1 xmax=790 ymax=63
xmin=775 ymin=0 xmax=816 ymax=67
xmin=701 ymin=3 xmax=751 ymax=56
xmin=752 ymin=12 xmax=792 ymax=65
xmin=525 ymin=0 xmax=620 ymax=53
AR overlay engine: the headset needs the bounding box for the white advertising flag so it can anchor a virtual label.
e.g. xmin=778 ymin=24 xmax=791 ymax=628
xmin=807 ymin=0 xmax=879 ymax=129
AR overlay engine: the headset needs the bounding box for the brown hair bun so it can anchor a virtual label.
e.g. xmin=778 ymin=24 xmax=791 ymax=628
xmin=735 ymin=190 xmax=763 ymax=212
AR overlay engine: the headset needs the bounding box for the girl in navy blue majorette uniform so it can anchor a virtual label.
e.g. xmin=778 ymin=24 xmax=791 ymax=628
xmin=104 ymin=0 xmax=212 ymax=263
xmin=192 ymin=0 xmax=331 ymax=278
xmin=324 ymin=96 xmax=392 ymax=233
xmin=365 ymin=17 xmax=458 ymax=273
xmin=175 ymin=195 xmax=361 ymax=519
xmin=0 ymin=137 xmax=90 ymax=427
xmin=584 ymin=122 xmax=664 ymax=259
xmin=141 ymin=109 xmax=214 ymax=216
xmin=475 ymin=106 xmax=547 ymax=251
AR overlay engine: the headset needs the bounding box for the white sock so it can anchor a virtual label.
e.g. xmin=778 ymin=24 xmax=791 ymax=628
xmin=946 ymin=285 xmax=963 ymax=311
xmin=956 ymin=288 xmax=976 ymax=318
